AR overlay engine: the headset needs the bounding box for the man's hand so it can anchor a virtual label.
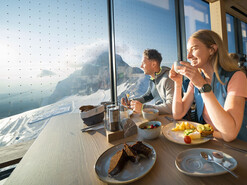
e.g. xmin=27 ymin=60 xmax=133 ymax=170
xmin=121 ymin=97 xmax=127 ymax=106
xmin=130 ymin=100 xmax=143 ymax=113
xmin=121 ymin=97 xmax=131 ymax=108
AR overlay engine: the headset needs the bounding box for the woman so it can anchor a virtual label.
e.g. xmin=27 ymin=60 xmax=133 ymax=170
xmin=169 ymin=29 xmax=247 ymax=142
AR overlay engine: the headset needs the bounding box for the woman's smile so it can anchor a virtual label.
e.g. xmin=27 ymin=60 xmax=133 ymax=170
xmin=190 ymin=59 xmax=198 ymax=66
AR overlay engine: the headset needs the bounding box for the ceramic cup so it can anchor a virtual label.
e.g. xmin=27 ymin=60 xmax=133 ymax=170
xmin=174 ymin=61 xmax=183 ymax=73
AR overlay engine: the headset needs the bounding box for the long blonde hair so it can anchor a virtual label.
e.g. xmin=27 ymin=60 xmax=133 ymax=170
xmin=190 ymin=29 xmax=240 ymax=84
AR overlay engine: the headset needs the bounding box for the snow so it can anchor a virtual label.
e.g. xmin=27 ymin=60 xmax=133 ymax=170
xmin=0 ymin=88 xmax=111 ymax=147
xmin=0 ymin=82 xmax=141 ymax=147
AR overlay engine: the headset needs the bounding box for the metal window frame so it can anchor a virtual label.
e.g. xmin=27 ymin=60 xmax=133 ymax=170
xmin=175 ymin=0 xmax=187 ymax=61
xmin=107 ymin=0 xmax=118 ymax=105
xmin=233 ymin=16 xmax=239 ymax=54
xmin=235 ymin=17 xmax=244 ymax=55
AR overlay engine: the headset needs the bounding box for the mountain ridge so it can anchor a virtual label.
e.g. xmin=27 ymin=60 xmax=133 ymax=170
xmin=46 ymin=52 xmax=143 ymax=104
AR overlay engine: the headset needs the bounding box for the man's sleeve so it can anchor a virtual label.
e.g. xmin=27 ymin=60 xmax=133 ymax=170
xmin=133 ymin=81 xmax=154 ymax=103
xmin=144 ymin=77 xmax=174 ymax=114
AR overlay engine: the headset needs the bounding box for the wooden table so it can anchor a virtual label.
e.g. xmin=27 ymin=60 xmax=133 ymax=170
xmin=4 ymin=113 xmax=247 ymax=185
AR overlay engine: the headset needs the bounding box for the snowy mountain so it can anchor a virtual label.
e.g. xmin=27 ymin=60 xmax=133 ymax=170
xmin=46 ymin=52 xmax=143 ymax=104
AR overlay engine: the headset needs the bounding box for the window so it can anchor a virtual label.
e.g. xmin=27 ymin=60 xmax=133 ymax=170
xmin=241 ymin=21 xmax=247 ymax=55
xmin=113 ymin=0 xmax=177 ymax=100
xmin=184 ymin=0 xmax=211 ymax=44
xmin=0 ymin=0 xmax=109 ymax=147
xmin=226 ymin=14 xmax=236 ymax=53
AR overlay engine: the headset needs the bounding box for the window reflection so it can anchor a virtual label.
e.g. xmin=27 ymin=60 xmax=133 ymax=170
xmin=184 ymin=0 xmax=211 ymax=43
xmin=241 ymin=21 xmax=247 ymax=55
xmin=226 ymin=14 xmax=236 ymax=53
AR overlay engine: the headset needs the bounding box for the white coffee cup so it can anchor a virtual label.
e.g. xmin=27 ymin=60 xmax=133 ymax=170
xmin=174 ymin=61 xmax=183 ymax=73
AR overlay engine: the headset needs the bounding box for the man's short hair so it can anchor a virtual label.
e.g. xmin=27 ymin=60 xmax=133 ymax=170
xmin=143 ymin=49 xmax=162 ymax=65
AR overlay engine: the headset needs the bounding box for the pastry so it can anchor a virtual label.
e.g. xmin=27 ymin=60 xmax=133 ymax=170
xmin=108 ymin=149 xmax=128 ymax=176
xmin=124 ymin=143 xmax=140 ymax=163
xmin=197 ymin=124 xmax=214 ymax=137
xmin=131 ymin=141 xmax=152 ymax=158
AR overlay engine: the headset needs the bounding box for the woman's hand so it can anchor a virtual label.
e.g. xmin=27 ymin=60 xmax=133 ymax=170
xmin=177 ymin=61 xmax=206 ymax=89
xmin=169 ymin=64 xmax=183 ymax=85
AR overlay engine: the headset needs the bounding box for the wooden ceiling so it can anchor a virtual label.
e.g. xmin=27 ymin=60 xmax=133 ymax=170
xmin=230 ymin=0 xmax=247 ymax=12
xmin=207 ymin=0 xmax=247 ymax=22
xmin=225 ymin=0 xmax=247 ymax=22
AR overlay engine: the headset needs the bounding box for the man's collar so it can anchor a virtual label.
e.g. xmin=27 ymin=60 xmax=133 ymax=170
xmin=150 ymin=67 xmax=162 ymax=80
xmin=155 ymin=67 xmax=162 ymax=75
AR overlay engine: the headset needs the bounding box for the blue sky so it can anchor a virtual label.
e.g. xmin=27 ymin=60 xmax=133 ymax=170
xmin=0 ymin=0 xmax=108 ymax=93
xmin=114 ymin=0 xmax=177 ymax=67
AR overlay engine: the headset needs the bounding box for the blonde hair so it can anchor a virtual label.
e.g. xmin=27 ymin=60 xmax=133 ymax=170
xmin=229 ymin=53 xmax=239 ymax=62
xmin=190 ymin=29 xmax=239 ymax=84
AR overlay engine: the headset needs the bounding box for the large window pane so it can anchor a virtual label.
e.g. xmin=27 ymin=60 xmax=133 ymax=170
xmin=241 ymin=21 xmax=247 ymax=55
xmin=182 ymin=0 xmax=210 ymax=92
xmin=184 ymin=0 xmax=211 ymax=43
xmin=0 ymin=0 xmax=109 ymax=147
xmin=114 ymin=0 xmax=177 ymax=101
xmin=226 ymin=14 xmax=236 ymax=53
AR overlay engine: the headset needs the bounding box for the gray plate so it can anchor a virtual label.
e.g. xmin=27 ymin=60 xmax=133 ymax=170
xmin=175 ymin=148 xmax=237 ymax=176
xmin=94 ymin=141 xmax=156 ymax=184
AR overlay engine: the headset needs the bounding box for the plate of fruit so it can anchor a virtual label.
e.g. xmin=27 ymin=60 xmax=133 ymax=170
xmin=162 ymin=121 xmax=213 ymax=145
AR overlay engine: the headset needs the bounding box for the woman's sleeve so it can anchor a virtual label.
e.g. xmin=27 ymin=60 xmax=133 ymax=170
xmin=227 ymin=71 xmax=247 ymax=98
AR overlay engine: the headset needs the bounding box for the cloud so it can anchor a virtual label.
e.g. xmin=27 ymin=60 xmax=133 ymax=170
xmin=59 ymin=40 xmax=142 ymax=68
xmin=184 ymin=5 xmax=208 ymax=33
xmin=38 ymin=69 xmax=56 ymax=77
xmin=115 ymin=43 xmax=142 ymax=67
xmin=138 ymin=0 xmax=170 ymax=10
xmin=59 ymin=40 xmax=109 ymax=68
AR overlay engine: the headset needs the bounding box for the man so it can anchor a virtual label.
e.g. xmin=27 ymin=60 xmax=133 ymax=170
xmin=122 ymin=49 xmax=174 ymax=114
